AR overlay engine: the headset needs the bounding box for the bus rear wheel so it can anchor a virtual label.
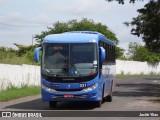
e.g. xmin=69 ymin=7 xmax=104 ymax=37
xmin=49 ymin=101 xmax=57 ymax=108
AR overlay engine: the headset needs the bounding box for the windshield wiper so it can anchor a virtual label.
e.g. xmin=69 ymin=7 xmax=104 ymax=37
xmin=44 ymin=68 xmax=50 ymax=73
xmin=43 ymin=68 xmax=65 ymax=77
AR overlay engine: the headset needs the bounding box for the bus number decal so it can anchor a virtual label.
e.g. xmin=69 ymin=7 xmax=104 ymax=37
xmin=79 ymin=83 xmax=87 ymax=88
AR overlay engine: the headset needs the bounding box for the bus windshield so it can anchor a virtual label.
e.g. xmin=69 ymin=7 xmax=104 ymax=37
xmin=42 ymin=43 xmax=98 ymax=77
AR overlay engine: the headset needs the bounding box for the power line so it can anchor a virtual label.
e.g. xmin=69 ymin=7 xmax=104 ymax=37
xmin=0 ymin=22 xmax=52 ymax=27
xmin=1 ymin=16 xmax=53 ymax=25
xmin=0 ymin=14 xmax=53 ymax=24
xmin=0 ymin=15 xmax=54 ymax=27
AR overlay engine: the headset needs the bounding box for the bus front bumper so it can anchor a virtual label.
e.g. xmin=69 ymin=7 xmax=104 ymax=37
xmin=41 ymin=85 xmax=101 ymax=102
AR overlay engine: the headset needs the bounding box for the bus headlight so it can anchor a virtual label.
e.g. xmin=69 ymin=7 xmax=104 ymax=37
xmin=41 ymin=84 xmax=56 ymax=92
xmin=82 ymin=83 xmax=98 ymax=92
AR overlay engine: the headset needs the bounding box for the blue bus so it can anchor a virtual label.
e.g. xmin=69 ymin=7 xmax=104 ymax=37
xmin=34 ymin=31 xmax=116 ymax=108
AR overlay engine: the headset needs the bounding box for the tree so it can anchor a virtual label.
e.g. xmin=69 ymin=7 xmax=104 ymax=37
xmin=128 ymin=42 xmax=160 ymax=62
xmin=106 ymin=0 xmax=143 ymax=4
xmin=128 ymin=42 xmax=148 ymax=61
xmin=115 ymin=47 xmax=124 ymax=59
xmin=14 ymin=43 xmax=35 ymax=56
xmin=35 ymin=18 xmax=124 ymax=58
xmin=106 ymin=0 xmax=160 ymax=53
xmin=130 ymin=0 xmax=160 ymax=53
xmin=35 ymin=18 xmax=118 ymax=44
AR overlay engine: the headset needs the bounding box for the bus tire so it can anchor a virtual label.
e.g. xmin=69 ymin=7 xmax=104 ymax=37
xmin=95 ymin=100 xmax=102 ymax=108
xmin=95 ymin=85 xmax=104 ymax=108
xmin=49 ymin=101 xmax=57 ymax=108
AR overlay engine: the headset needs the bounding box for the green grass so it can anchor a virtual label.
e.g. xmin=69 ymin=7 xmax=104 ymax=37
xmin=0 ymin=86 xmax=40 ymax=102
xmin=0 ymin=56 xmax=28 ymax=65
xmin=153 ymin=98 xmax=160 ymax=101
xmin=116 ymin=74 xmax=160 ymax=79
xmin=0 ymin=55 xmax=40 ymax=65
xmin=149 ymin=97 xmax=160 ymax=102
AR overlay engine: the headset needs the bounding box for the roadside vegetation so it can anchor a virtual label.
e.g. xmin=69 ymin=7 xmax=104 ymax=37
xmin=0 ymin=18 xmax=124 ymax=65
xmin=0 ymin=44 xmax=39 ymax=65
xmin=0 ymin=86 xmax=40 ymax=102
xmin=150 ymin=98 xmax=160 ymax=102
xmin=121 ymin=42 xmax=160 ymax=62
xmin=0 ymin=18 xmax=160 ymax=65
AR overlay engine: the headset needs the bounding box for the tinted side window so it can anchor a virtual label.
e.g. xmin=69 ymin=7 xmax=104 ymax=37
xmin=99 ymin=41 xmax=115 ymax=63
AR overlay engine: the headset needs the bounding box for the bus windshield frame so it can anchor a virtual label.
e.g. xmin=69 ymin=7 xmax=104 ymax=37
xmin=42 ymin=43 xmax=98 ymax=79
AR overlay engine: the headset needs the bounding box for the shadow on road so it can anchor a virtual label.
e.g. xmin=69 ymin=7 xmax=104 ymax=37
xmin=145 ymin=77 xmax=160 ymax=81
xmin=4 ymin=99 xmax=96 ymax=110
xmin=114 ymin=77 xmax=160 ymax=98
xmin=4 ymin=76 xmax=160 ymax=110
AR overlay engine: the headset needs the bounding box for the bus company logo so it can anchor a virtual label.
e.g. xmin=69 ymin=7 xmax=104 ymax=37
xmin=2 ymin=112 xmax=11 ymax=117
xmin=67 ymin=84 xmax=71 ymax=89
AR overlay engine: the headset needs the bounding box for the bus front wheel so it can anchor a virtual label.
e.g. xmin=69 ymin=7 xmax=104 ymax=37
xmin=95 ymin=100 xmax=102 ymax=108
xmin=49 ymin=101 xmax=57 ymax=108
xmin=95 ymin=85 xmax=104 ymax=108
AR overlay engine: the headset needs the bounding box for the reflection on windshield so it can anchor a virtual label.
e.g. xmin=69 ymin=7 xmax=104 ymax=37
xmin=42 ymin=43 xmax=97 ymax=77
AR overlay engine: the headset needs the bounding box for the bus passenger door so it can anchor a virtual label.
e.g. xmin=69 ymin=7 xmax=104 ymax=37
xmin=102 ymin=65 xmax=111 ymax=97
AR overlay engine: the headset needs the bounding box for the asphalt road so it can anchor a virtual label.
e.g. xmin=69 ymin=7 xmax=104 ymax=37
xmin=0 ymin=76 xmax=160 ymax=119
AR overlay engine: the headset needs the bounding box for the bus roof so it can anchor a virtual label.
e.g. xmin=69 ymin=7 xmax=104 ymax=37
xmin=43 ymin=31 xmax=115 ymax=46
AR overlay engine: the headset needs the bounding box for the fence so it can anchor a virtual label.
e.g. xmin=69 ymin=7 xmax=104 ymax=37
xmin=0 ymin=60 xmax=160 ymax=91
xmin=0 ymin=64 xmax=40 ymax=91
xmin=116 ymin=60 xmax=160 ymax=75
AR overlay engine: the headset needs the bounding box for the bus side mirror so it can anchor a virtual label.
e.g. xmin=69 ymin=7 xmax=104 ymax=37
xmin=99 ymin=47 xmax=106 ymax=63
xmin=34 ymin=47 xmax=42 ymax=62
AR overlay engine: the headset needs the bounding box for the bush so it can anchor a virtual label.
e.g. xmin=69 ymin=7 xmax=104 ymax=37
xmin=0 ymin=45 xmax=38 ymax=65
xmin=128 ymin=42 xmax=160 ymax=62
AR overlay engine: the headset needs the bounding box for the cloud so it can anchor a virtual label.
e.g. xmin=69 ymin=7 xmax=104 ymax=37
xmin=117 ymin=27 xmax=145 ymax=50
xmin=0 ymin=12 xmax=53 ymax=28
xmin=0 ymin=0 xmax=148 ymax=49
xmin=0 ymin=12 xmax=53 ymax=48
xmin=31 ymin=13 xmax=53 ymax=24
xmin=117 ymin=27 xmax=142 ymax=43
xmin=49 ymin=0 xmax=110 ymax=16
xmin=0 ymin=28 xmax=40 ymax=48
xmin=48 ymin=0 xmax=147 ymax=17
xmin=34 ymin=0 xmax=52 ymax=4
xmin=0 ymin=0 xmax=9 ymax=5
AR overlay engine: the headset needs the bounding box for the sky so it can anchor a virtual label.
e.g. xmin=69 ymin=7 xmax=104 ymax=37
xmin=0 ymin=0 xmax=148 ymax=50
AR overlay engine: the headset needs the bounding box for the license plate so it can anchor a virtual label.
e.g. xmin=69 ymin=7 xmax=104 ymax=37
xmin=64 ymin=94 xmax=74 ymax=98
